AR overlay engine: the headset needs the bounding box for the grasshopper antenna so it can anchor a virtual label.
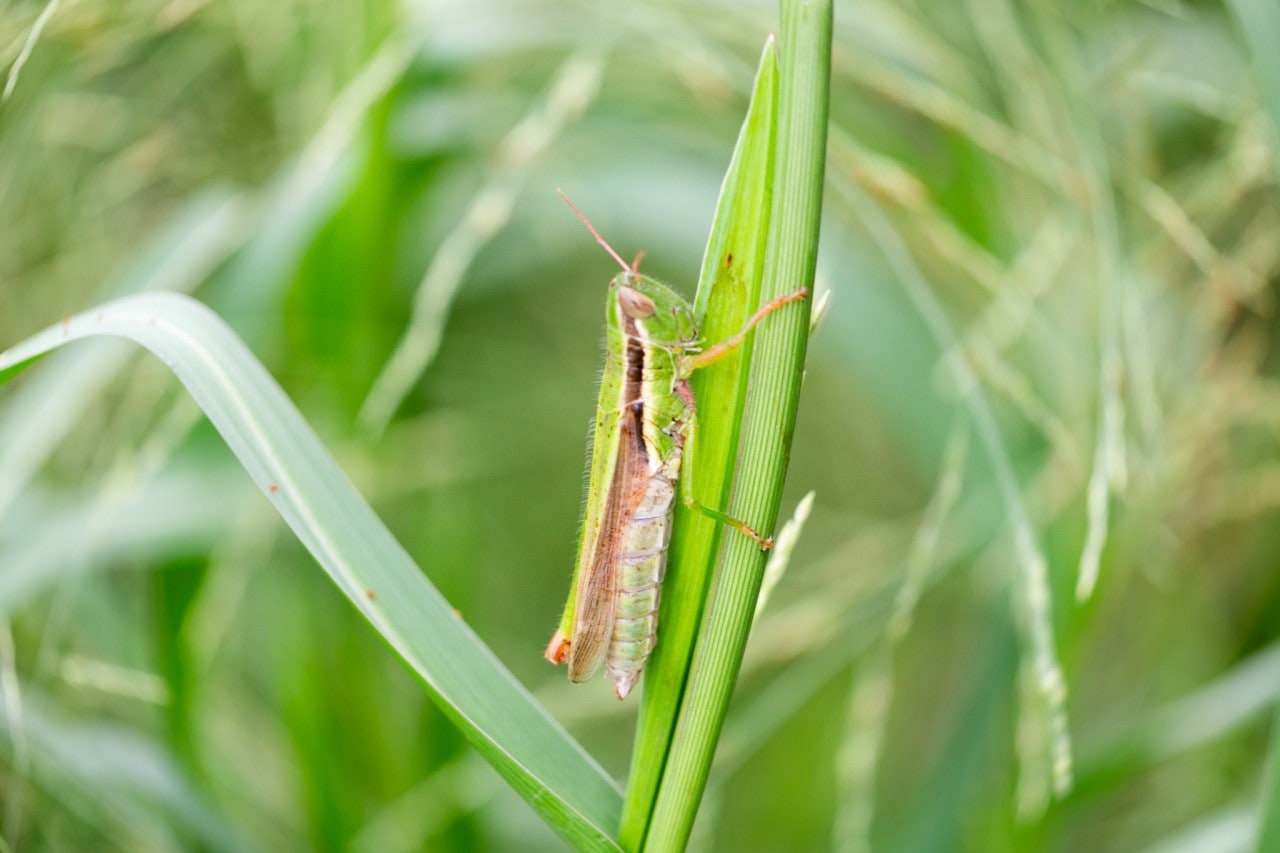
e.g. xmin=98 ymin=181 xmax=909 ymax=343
xmin=557 ymin=189 xmax=638 ymax=275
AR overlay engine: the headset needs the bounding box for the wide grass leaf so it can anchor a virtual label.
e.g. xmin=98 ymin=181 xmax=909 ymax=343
xmin=0 ymin=293 xmax=622 ymax=850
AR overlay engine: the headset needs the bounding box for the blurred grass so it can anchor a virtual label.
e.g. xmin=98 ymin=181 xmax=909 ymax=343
xmin=0 ymin=0 xmax=1279 ymax=850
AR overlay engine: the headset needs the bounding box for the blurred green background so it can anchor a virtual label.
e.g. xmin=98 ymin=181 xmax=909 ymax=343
xmin=2 ymin=0 xmax=1279 ymax=850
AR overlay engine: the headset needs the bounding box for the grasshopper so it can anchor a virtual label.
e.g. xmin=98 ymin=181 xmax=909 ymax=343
xmin=545 ymin=192 xmax=807 ymax=699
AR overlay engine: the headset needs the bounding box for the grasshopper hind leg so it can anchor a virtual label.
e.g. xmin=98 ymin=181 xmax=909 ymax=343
xmin=675 ymin=384 xmax=774 ymax=550
xmin=682 ymin=493 xmax=774 ymax=550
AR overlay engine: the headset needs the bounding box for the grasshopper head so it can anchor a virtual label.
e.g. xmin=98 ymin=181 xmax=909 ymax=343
xmin=612 ymin=271 xmax=697 ymax=347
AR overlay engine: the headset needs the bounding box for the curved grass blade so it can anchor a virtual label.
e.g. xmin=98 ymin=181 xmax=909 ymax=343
xmin=0 ymin=293 xmax=622 ymax=850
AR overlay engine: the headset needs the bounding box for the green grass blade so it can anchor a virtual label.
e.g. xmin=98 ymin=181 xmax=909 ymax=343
xmin=1226 ymin=0 xmax=1280 ymax=153
xmin=1257 ymin=704 xmax=1280 ymax=850
xmin=0 ymin=293 xmax=622 ymax=850
xmin=0 ymin=683 xmax=244 ymax=851
xmin=355 ymin=49 xmax=605 ymax=436
xmin=619 ymin=37 xmax=780 ymax=851
xmin=642 ymin=0 xmax=832 ymax=848
xmin=0 ymin=467 xmax=247 ymax=616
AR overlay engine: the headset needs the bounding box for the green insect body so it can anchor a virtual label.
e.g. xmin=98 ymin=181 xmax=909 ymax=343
xmin=546 ymin=271 xmax=699 ymax=699
xmin=545 ymin=193 xmax=806 ymax=700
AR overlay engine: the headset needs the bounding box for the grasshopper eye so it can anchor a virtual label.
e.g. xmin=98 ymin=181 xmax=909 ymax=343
xmin=618 ymin=287 xmax=656 ymax=319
